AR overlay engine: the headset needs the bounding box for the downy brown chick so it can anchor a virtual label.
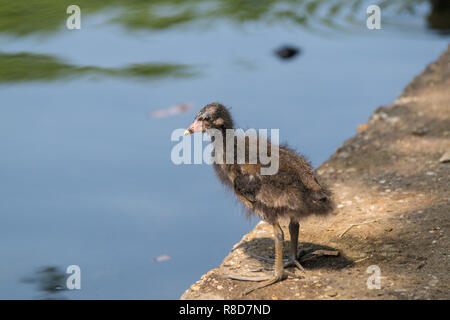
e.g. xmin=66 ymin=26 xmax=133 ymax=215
xmin=184 ymin=102 xmax=334 ymax=294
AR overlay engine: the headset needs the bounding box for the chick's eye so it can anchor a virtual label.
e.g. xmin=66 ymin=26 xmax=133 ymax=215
xmin=203 ymin=116 xmax=211 ymax=121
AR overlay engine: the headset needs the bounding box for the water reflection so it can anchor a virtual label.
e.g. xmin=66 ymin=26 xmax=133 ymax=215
xmin=427 ymin=0 xmax=450 ymax=34
xmin=0 ymin=52 xmax=195 ymax=83
xmin=0 ymin=0 xmax=448 ymax=37
xmin=0 ymin=1 xmax=448 ymax=84
xmin=21 ymin=266 xmax=68 ymax=300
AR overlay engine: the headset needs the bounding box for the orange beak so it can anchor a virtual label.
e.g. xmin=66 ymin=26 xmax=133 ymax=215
xmin=184 ymin=119 xmax=205 ymax=135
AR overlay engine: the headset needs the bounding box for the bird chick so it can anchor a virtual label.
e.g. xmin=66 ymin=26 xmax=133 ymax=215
xmin=184 ymin=102 xmax=334 ymax=295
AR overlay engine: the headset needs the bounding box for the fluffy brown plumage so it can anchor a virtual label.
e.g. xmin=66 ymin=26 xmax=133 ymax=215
xmin=186 ymin=102 xmax=334 ymax=223
xmin=184 ymin=102 xmax=335 ymax=294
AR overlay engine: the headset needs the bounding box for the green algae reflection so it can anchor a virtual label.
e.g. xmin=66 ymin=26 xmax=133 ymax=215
xmin=0 ymin=52 xmax=195 ymax=84
xmin=0 ymin=0 xmax=447 ymax=36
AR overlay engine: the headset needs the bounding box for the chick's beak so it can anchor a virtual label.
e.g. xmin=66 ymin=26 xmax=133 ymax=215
xmin=184 ymin=119 xmax=204 ymax=135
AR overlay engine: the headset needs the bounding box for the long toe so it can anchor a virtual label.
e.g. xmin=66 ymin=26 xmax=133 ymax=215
xmin=242 ymin=274 xmax=285 ymax=296
xmin=284 ymin=258 xmax=305 ymax=272
xmin=223 ymin=274 xmax=273 ymax=282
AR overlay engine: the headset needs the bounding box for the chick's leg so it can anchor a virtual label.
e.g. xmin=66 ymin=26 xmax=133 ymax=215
xmin=284 ymin=220 xmax=305 ymax=271
xmin=242 ymin=223 xmax=286 ymax=295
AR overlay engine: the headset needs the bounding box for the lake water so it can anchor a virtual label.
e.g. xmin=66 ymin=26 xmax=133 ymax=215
xmin=0 ymin=1 xmax=448 ymax=299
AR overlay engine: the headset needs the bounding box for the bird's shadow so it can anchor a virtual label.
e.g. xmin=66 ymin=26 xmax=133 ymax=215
xmin=234 ymin=238 xmax=353 ymax=271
